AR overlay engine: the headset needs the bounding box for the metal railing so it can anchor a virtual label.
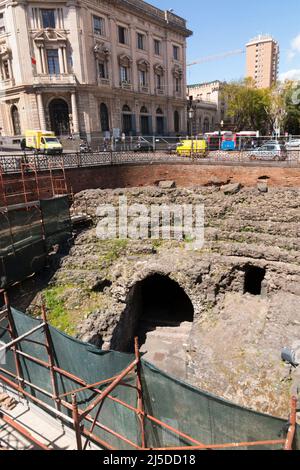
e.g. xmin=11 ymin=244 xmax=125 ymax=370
xmin=0 ymin=150 xmax=299 ymax=175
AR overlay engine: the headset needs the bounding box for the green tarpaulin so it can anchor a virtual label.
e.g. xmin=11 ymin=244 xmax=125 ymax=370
xmin=0 ymin=308 xmax=298 ymax=450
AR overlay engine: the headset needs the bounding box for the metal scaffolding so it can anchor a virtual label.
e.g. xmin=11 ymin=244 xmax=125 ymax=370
xmin=0 ymin=290 xmax=297 ymax=451
xmin=0 ymin=157 xmax=69 ymax=208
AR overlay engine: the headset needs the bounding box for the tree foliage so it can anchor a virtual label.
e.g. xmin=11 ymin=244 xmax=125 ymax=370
xmin=222 ymin=78 xmax=300 ymax=135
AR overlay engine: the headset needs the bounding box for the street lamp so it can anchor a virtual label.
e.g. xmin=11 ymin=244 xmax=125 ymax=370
xmin=218 ymin=120 xmax=224 ymax=149
xmin=188 ymin=107 xmax=194 ymax=138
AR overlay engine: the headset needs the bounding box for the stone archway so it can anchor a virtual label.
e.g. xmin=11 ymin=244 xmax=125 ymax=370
xmin=49 ymin=98 xmax=70 ymax=136
xmin=11 ymin=105 xmax=21 ymax=136
xmin=100 ymin=103 xmax=110 ymax=132
xmin=111 ymin=274 xmax=194 ymax=377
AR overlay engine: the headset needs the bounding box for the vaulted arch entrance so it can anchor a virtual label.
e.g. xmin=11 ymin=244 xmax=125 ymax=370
xmin=49 ymin=98 xmax=70 ymax=136
xmin=111 ymin=274 xmax=194 ymax=377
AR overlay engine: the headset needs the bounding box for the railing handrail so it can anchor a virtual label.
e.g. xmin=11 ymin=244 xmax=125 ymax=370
xmin=0 ymin=150 xmax=300 ymax=175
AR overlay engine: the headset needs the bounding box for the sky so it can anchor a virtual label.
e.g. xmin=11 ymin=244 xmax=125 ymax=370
xmin=150 ymin=0 xmax=300 ymax=85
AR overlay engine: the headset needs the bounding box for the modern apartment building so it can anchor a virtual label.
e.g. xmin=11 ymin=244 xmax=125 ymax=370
xmin=246 ymin=35 xmax=279 ymax=88
xmin=0 ymin=0 xmax=192 ymax=142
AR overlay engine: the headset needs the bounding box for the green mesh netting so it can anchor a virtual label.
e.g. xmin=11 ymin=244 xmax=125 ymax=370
xmin=0 ymin=196 xmax=71 ymax=288
xmin=0 ymin=308 xmax=298 ymax=450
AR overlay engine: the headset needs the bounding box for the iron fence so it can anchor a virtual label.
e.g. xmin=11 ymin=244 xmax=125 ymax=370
xmin=0 ymin=149 xmax=299 ymax=174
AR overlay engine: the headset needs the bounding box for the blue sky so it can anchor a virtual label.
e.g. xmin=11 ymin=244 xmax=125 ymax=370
xmin=151 ymin=0 xmax=300 ymax=85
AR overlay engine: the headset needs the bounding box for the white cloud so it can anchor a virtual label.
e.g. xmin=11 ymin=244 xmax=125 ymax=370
xmin=287 ymin=51 xmax=296 ymax=61
xmin=291 ymin=34 xmax=300 ymax=52
xmin=287 ymin=34 xmax=300 ymax=61
xmin=279 ymin=69 xmax=300 ymax=81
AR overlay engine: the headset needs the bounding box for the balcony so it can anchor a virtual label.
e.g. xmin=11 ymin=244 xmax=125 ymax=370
xmin=174 ymin=89 xmax=182 ymax=99
xmin=156 ymin=87 xmax=164 ymax=95
xmin=33 ymin=74 xmax=77 ymax=85
xmin=120 ymin=81 xmax=132 ymax=91
xmin=97 ymin=77 xmax=111 ymax=87
xmin=0 ymin=78 xmax=15 ymax=89
xmin=139 ymin=85 xmax=149 ymax=94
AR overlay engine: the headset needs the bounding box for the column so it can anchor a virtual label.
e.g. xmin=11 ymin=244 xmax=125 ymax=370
xmin=58 ymin=47 xmax=65 ymax=74
xmin=109 ymin=16 xmax=118 ymax=88
xmin=71 ymin=92 xmax=79 ymax=134
xmin=41 ymin=47 xmax=47 ymax=74
xmin=130 ymin=26 xmax=137 ymax=92
xmin=37 ymin=93 xmax=46 ymax=130
xmin=62 ymin=46 xmax=68 ymax=74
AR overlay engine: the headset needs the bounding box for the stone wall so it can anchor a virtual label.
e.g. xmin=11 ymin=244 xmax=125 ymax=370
xmin=15 ymin=184 xmax=298 ymax=419
xmin=63 ymin=163 xmax=300 ymax=193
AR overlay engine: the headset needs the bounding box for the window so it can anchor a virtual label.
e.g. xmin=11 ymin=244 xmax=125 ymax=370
xmin=154 ymin=39 xmax=161 ymax=56
xmin=47 ymin=49 xmax=60 ymax=75
xmin=0 ymin=13 xmax=5 ymax=34
xmin=93 ymin=15 xmax=105 ymax=36
xmin=118 ymin=26 xmax=127 ymax=45
xmin=156 ymin=74 xmax=162 ymax=89
xmin=41 ymin=9 xmax=56 ymax=29
xmin=98 ymin=61 xmax=108 ymax=79
xmin=173 ymin=45 xmax=179 ymax=60
xmin=3 ymin=60 xmax=9 ymax=79
xmin=120 ymin=65 xmax=129 ymax=83
xmin=175 ymin=77 xmax=181 ymax=93
xmin=139 ymin=70 xmax=147 ymax=86
xmin=137 ymin=33 xmax=145 ymax=50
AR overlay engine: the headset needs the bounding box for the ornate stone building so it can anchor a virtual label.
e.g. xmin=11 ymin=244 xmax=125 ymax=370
xmin=0 ymin=0 xmax=192 ymax=142
xmin=187 ymin=81 xmax=226 ymax=135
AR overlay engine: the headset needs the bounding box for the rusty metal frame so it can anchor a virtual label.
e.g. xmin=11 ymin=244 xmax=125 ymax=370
xmin=0 ymin=410 xmax=50 ymax=451
xmin=0 ymin=158 xmax=70 ymax=208
xmin=0 ymin=290 xmax=297 ymax=451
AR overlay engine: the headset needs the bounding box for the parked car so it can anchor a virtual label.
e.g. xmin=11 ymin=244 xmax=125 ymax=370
xmin=249 ymin=142 xmax=287 ymax=161
xmin=133 ymin=142 xmax=154 ymax=153
xmin=285 ymin=139 xmax=300 ymax=150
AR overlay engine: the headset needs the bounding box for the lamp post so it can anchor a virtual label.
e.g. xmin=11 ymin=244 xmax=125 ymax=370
xmin=188 ymin=107 xmax=195 ymax=138
xmin=219 ymin=119 xmax=224 ymax=149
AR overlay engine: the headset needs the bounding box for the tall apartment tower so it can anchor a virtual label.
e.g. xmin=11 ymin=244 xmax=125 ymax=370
xmin=246 ymin=35 xmax=279 ymax=88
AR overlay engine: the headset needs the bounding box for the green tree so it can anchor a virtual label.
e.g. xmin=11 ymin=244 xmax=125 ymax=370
xmin=222 ymin=78 xmax=270 ymax=133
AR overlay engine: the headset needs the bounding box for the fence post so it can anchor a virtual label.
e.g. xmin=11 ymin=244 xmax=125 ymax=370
xmin=72 ymin=393 xmax=83 ymax=450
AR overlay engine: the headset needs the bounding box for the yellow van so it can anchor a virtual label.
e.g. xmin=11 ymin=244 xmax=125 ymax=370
xmin=176 ymin=139 xmax=207 ymax=157
xmin=24 ymin=130 xmax=63 ymax=155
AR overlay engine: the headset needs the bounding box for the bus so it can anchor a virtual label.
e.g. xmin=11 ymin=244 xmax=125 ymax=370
xmin=205 ymin=131 xmax=259 ymax=151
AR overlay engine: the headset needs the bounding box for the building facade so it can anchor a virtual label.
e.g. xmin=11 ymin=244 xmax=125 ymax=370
xmin=187 ymin=81 xmax=226 ymax=134
xmin=246 ymin=35 xmax=279 ymax=89
xmin=0 ymin=0 xmax=192 ymax=142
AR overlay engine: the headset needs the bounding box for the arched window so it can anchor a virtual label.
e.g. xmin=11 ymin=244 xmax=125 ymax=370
xmin=140 ymin=106 xmax=148 ymax=114
xmin=122 ymin=105 xmax=131 ymax=112
xmin=174 ymin=110 xmax=180 ymax=133
xmin=156 ymin=108 xmax=163 ymax=115
xmin=100 ymin=103 xmax=109 ymax=132
xmin=11 ymin=105 xmax=21 ymax=136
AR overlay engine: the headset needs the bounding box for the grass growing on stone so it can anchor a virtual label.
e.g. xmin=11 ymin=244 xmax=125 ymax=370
xmin=99 ymin=239 xmax=129 ymax=267
xmin=44 ymin=286 xmax=75 ymax=336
